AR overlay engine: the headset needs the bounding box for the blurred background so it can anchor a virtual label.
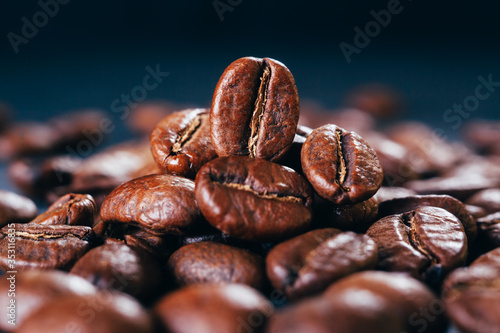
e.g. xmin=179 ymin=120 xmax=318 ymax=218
xmin=0 ymin=0 xmax=499 ymax=191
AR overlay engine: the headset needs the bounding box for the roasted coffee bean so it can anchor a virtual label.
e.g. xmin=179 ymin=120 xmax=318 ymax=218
xmin=372 ymin=186 xmax=417 ymax=203
xmin=101 ymin=174 xmax=203 ymax=236
xmin=71 ymin=140 xmax=155 ymax=194
xmin=463 ymin=120 xmax=500 ymax=155
xmin=155 ymin=283 xmax=273 ymax=333
xmin=477 ymin=212 xmax=500 ymax=251
xmin=404 ymin=175 xmax=497 ymax=201
xmin=442 ymin=248 xmax=500 ymax=333
xmin=367 ymin=206 xmax=468 ymax=284
xmin=0 ymin=190 xmax=37 ymax=228
xmin=377 ymin=194 xmax=477 ymax=244
xmin=0 ymin=224 xmax=95 ymax=271
xmin=314 ymin=197 xmax=378 ymax=232
xmin=211 ymin=57 xmax=299 ymax=161
xmin=17 ymin=292 xmax=154 ymax=333
xmin=123 ymin=227 xmax=176 ymax=258
xmin=150 ymin=108 xmax=217 ymax=178
xmin=168 ymin=241 xmax=264 ymax=289
xmin=323 ymin=271 xmax=447 ymax=333
xmin=195 ymin=156 xmax=314 ymax=241
xmin=465 ymin=204 xmax=487 ymax=220
xmin=343 ymin=84 xmax=403 ymax=118
xmin=266 ymin=228 xmax=377 ymax=300
xmin=30 ymin=193 xmax=95 ymax=226
xmin=301 ymin=124 xmax=383 ymax=204
xmin=0 ymin=270 xmax=97 ymax=332
xmin=466 ymin=188 xmax=500 ymax=215
xmin=70 ymin=243 xmax=164 ymax=302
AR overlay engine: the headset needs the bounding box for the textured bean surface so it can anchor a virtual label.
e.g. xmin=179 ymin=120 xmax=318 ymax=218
xmin=301 ymin=124 xmax=383 ymax=204
xmin=211 ymin=57 xmax=299 ymax=161
xmin=100 ymin=174 xmax=202 ymax=235
xmin=195 ymin=156 xmax=313 ymax=241
xmin=30 ymin=193 xmax=95 ymax=226
xmin=150 ymin=108 xmax=217 ymax=178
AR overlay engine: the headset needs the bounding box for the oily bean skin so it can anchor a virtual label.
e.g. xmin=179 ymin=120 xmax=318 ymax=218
xmin=70 ymin=243 xmax=164 ymax=302
xmin=266 ymin=228 xmax=378 ymax=300
xmin=211 ymin=57 xmax=300 ymax=161
xmin=301 ymin=124 xmax=383 ymax=205
xmin=0 ymin=190 xmax=37 ymax=228
xmin=0 ymin=224 xmax=95 ymax=271
xmin=476 ymin=212 xmax=500 ymax=251
xmin=195 ymin=156 xmax=314 ymax=242
xmin=0 ymin=270 xmax=97 ymax=332
xmin=30 ymin=193 xmax=96 ymax=227
xmin=100 ymin=174 xmax=203 ymax=236
xmin=155 ymin=284 xmax=273 ymax=333
xmin=377 ymin=194 xmax=477 ymax=244
xmin=367 ymin=206 xmax=468 ymax=284
xmin=442 ymin=248 xmax=500 ymax=333
xmin=150 ymin=108 xmax=217 ymax=178
xmin=168 ymin=241 xmax=264 ymax=289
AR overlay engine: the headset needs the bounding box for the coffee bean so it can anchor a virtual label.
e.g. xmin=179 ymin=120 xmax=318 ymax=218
xmin=278 ymin=125 xmax=312 ymax=174
xmin=211 ymin=57 xmax=299 ymax=161
xmin=70 ymin=242 xmax=164 ymax=302
xmin=367 ymin=206 xmax=468 ymax=284
xmin=266 ymin=228 xmax=377 ymax=300
xmin=372 ymin=186 xmax=417 ymax=203
xmin=0 ymin=224 xmax=95 ymax=271
xmin=463 ymin=120 xmax=500 ymax=155
xmin=0 ymin=190 xmax=37 ymax=228
xmin=466 ymin=188 xmax=500 ymax=215
xmin=0 ymin=270 xmax=97 ymax=331
xmin=127 ymin=101 xmax=176 ymax=135
xmin=477 ymin=212 xmax=500 ymax=251
xmin=168 ymin=241 xmax=264 ymax=289
xmin=442 ymin=248 xmax=500 ymax=333
xmin=195 ymin=156 xmax=313 ymax=241
xmin=101 ymin=174 xmax=203 ymax=236
xmin=155 ymin=284 xmax=273 ymax=333
xmin=150 ymin=108 xmax=217 ymax=178
xmin=314 ymin=196 xmax=378 ymax=232
xmin=301 ymin=124 xmax=383 ymax=204
xmin=17 ymin=292 xmax=154 ymax=333
xmin=377 ymin=194 xmax=477 ymax=244
xmin=30 ymin=193 xmax=96 ymax=226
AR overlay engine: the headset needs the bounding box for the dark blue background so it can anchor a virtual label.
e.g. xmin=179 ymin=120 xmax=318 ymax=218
xmin=1 ymin=0 xmax=499 ymax=190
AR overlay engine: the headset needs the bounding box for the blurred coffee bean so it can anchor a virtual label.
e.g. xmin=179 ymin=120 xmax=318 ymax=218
xmin=70 ymin=242 xmax=164 ymax=302
xmin=372 ymin=186 xmax=417 ymax=203
xmin=30 ymin=193 xmax=95 ymax=226
xmin=377 ymin=194 xmax=477 ymax=244
xmin=405 ymin=175 xmax=497 ymax=201
xmin=323 ymin=271 xmax=447 ymax=333
xmin=444 ymin=156 xmax=500 ymax=181
xmin=155 ymin=284 xmax=273 ymax=333
xmin=0 ymin=190 xmax=37 ymax=228
xmin=314 ymin=197 xmax=378 ymax=232
xmin=168 ymin=241 xmax=264 ymax=289
xmin=466 ymin=188 xmax=500 ymax=214
xmin=463 ymin=119 xmax=500 ymax=155
xmin=0 ymin=224 xmax=95 ymax=271
xmin=343 ymin=83 xmax=404 ymax=118
xmin=465 ymin=204 xmax=487 ymax=220
xmin=195 ymin=156 xmax=314 ymax=242
xmin=70 ymin=140 xmax=154 ymax=195
xmin=211 ymin=57 xmax=299 ymax=161
xmin=101 ymin=174 xmax=204 ymax=236
xmin=17 ymin=292 xmax=154 ymax=333
xmin=127 ymin=101 xmax=178 ymax=135
xmin=150 ymin=108 xmax=217 ymax=178
xmin=387 ymin=122 xmax=464 ymax=176
xmin=301 ymin=124 xmax=383 ymax=204
xmin=266 ymin=228 xmax=377 ymax=300
xmin=278 ymin=125 xmax=312 ymax=174
xmin=367 ymin=206 xmax=468 ymax=284
xmin=442 ymin=248 xmax=500 ymax=333
xmin=477 ymin=212 xmax=500 ymax=251
xmin=0 ymin=270 xmax=97 ymax=332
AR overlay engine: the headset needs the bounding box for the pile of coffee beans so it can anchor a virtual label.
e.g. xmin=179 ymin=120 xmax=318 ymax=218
xmin=1 ymin=56 xmax=499 ymax=333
